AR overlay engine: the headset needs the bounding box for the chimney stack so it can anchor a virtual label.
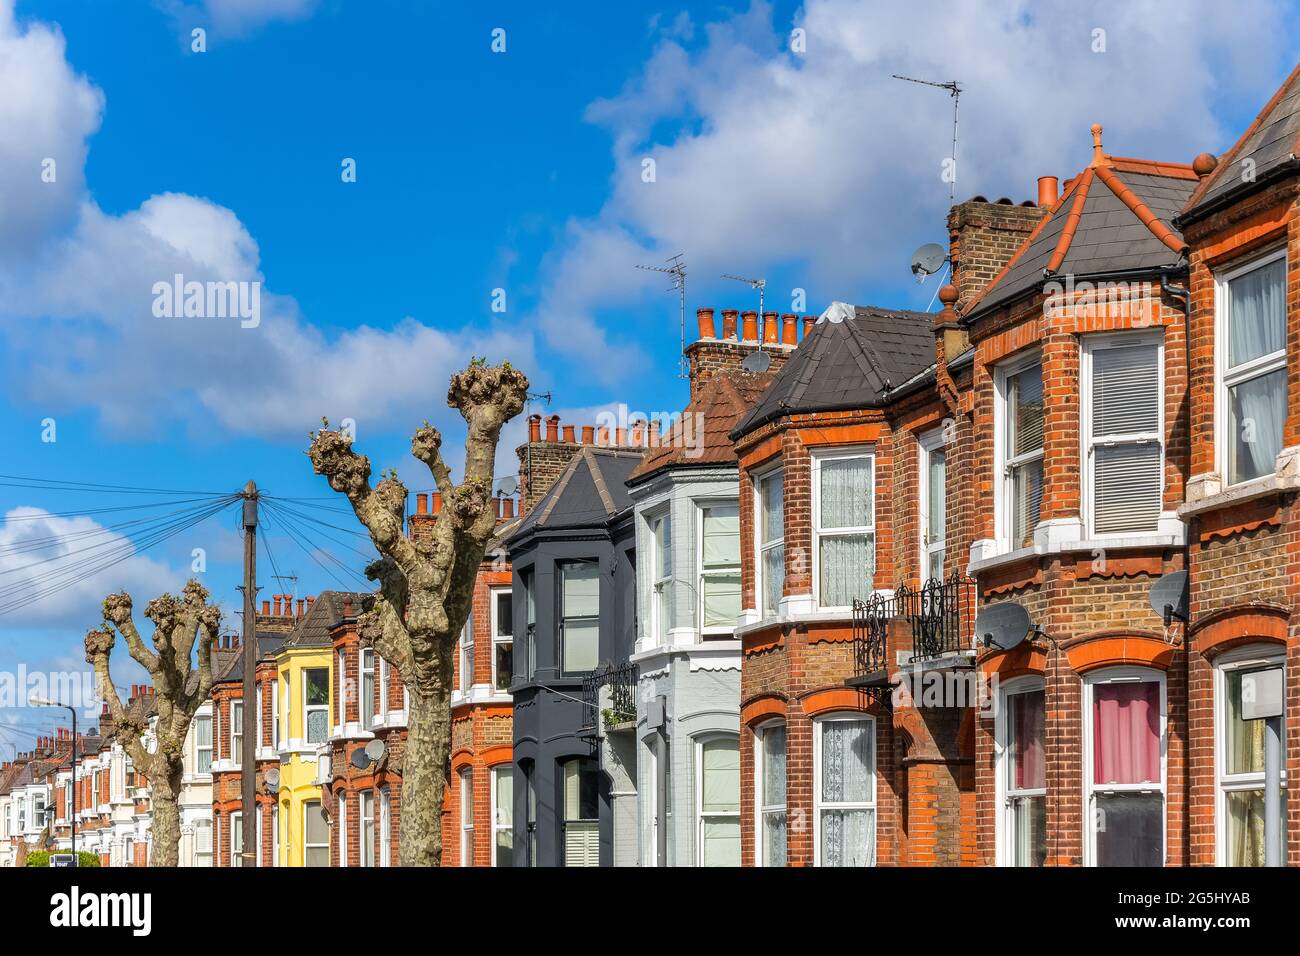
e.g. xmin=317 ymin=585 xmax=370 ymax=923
xmin=948 ymin=193 xmax=1049 ymax=312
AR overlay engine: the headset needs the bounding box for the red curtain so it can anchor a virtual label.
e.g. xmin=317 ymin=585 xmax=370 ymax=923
xmin=1093 ymin=682 xmax=1160 ymax=784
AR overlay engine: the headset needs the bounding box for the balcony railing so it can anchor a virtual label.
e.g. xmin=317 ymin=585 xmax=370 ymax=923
xmin=850 ymin=575 xmax=978 ymax=687
xmin=579 ymin=660 xmax=638 ymax=736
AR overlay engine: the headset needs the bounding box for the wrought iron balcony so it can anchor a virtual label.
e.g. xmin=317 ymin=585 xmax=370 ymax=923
xmin=848 ymin=575 xmax=978 ymax=690
xmin=579 ymin=660 xmax=638 ymax=737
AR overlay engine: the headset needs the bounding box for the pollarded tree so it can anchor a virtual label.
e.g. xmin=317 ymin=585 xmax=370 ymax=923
xmin=308 ymin=361 xmax=528 ymax=866
xmin=84 ymin=580 xmax=221 ymax=867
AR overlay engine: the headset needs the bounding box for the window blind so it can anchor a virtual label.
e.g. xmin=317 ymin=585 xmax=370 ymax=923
xmin=1091 ymin=341 xmax=1161 ymax=534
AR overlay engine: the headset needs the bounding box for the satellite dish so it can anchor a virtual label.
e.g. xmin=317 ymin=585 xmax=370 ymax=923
xmin=741 ymin=350 xmax=772 ymax=373
xmin=264 ymin=767 xmax=280 ymax=790
xmin=350 ymin=748 xmax=374 ymax=771
xmin=496 ymin=476 xmax=518 ymax=497
xmin=910 ymin=242 xmax=948 ymax=282
xmin=1148 ymin=570 xmax=1189 ymax=625
xmin=364 ymin=738 xmax=386 ymax=762
xmin=975 ymin=601 xmax=1031 ymax=651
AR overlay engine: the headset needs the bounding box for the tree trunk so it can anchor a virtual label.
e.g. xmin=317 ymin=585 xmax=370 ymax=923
xmin=149 ymin=762 xmax=183 ymax=867
xmin=400 ymin=683 xmax=452 ymax=866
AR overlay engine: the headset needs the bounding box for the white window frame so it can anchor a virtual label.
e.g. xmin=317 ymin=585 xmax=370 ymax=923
xmin=271 ymin=804 xmax=279 ymax=868
xmin=1215 ymin=246 xmax=1289 ymax=488
xmin=459 ymin=613 xmax=475 ymax=692
xmin=337 ymin=648 xmax=347 ymax=724
xmin=811 ymin=447 xmax=876 ymax=611
xmin=812 ymin=713 xmax=876 ymax=867
xmin=1080 ymin=331 xmax=1165 ymax=538
xmin=1214 ymin=644 xmax=1288 ymax=866
xmin=490 ymin=766 xmax=511 ymax=867
xmin=270 ymin=678 xmax=279 ymax=749
xmin=994 ymin=351 xmax=1045 ymax=552
xmin=754 ymin=467 xmax=785 ymax=620
xmin=1081 ymin=666 xmax=1167 ymax=867
xmin=460 ymin=767 xmax=474 ymax=866
xmin=697 ymin=500 xmax=742 ymax=637
xmin=918 ymin=429 xmax=947 ymax=581
xmin=559 ymin=561 xmax=600 ymax=677
xmin=230 ymin=700 xmax=243 ymax=768
xmin=256 ymin=683 xmax=263 ymax=750
xmin=379 ymin=786 xmax=391 ymax=867
xmin=359 ymin=789 xmax=375 ymax=867
xmin=337 ymin=792 xmax=348 ymax=867
xmin=695 ymin=732 xmax=741 ymax=867
xmin=194 ymin=818 xmax=212 ymax=867
xmin=753 ymin=719 xmax=787 ymax=867
xmin=303 ymin=667 xmax=329 ymax=745
xmin=490 ymin=587 xmax=513 ymax=693
xmin=194 ymin=713 xmax=213 ymax=775
xmin=994 ymin=675 xmax=1047 ymax=867
xmin=650 ymin=509 xmax=673 ymax=645
xmin=378 ymin=656 xmax=389 ymax=717
xmin=230 ymin=811 xmax=243 ymax=868
xmin=360 ymin=648 xmax=375 ymax=731
xmin=303 ymin=800 xmax=328 ymax=867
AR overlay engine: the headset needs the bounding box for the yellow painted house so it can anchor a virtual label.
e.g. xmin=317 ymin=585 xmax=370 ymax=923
xmin=273 ymin=592 xmax=367 ymax=867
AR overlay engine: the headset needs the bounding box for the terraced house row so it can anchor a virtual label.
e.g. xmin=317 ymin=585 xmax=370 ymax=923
xmin=4 ymin=65 xmax=1300 ymax=867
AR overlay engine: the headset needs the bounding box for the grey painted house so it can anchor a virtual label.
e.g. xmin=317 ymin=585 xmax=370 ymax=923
xmin=626 ymin=369 xmax=772 ymax=866
xmin=507 ymin=445 xmax=642 ymax=867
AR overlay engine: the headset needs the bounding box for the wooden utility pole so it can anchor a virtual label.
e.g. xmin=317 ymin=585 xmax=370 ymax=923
xmin=240 ymin=480 xmax=258 ymax=866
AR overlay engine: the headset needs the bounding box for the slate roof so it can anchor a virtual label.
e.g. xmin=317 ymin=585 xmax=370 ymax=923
xmin=279 ymin=591 xmax=373 ymax=651
xmin=1182 ymin=63 xmax=1300 ymax=221
xmin=212 ymin=632 xmax=286 ymax=683
xmin=628 ymin=369 xmax=774 ymax=485
xmin=963 ymin=148 xmax=1196 ymax=321
xmin=731 ymin=304 xmax=934 ymax=439
xmin=510 ymin=446 xmax=645 ymax=540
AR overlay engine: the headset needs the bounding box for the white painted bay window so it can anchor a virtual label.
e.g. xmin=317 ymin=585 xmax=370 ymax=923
xmin=699 ymin=502 xmax=741 ymax=636
xmin=458 ymin=613 xmax=474 ymax=692
xmin=303 ymin=800 xmax=328 ymax=867
xmin=920 ymin=432 xmax=946 ymax=580
xmin=459 ymin=768 xmax=474 ymax=866
xmin=360 ymin=649 xmax=375 ymax=730
xmin=360 ymin=790 xmax=375 ymax=867
xmin=194 ymin=714 xmax=212 ymax=774
xmin=230 ymin=701 xmax=242 ymax=768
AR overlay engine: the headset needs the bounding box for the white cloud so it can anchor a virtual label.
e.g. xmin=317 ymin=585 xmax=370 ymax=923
xmin=155 ymin=0 xmax=318 ymax=38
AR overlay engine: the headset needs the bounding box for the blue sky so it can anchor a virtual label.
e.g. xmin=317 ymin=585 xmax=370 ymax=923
xmin=0 ymin=0 xmax=1295 ymax=753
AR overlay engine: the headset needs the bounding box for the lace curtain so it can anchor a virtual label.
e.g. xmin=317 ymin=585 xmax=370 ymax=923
xmin=820 ymin=720 xmax=874 ymax=866
xmin=1228 ymin=259 xmax=1286 ymax=483
xmin=818 ymin=456 xmax=874 ymax=605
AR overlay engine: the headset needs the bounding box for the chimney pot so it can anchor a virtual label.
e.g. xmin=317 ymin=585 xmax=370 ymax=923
xmin=306 ymin=596 xmax=315 ymax=610
xmin=416 ymin=493 xmax=428 ymax=515
xmin=261 ymin=599 xmax=270 ymax=615
xmin=781 ymin=313 xmax=798 ymax=345
xmin=721 ymin=310 xmax=739 ymax=340
xmin=502 ymin=498 xmax=515 ymax=519
xmin=545 ymin=415 xmax=560 ymax=443
xmin=762 ymin=312 xmax=779 ymax=344
xmin=802 ymin=315 xmax=815 ymax=337
xmin=1037 ymin=175 xmax=1059 ymax=207
xmin=343 ymin=598 xmax=353 ymax=617
xmin=649 ymin=420 xmax=662 ymax=445
xmin=493 ymin=496 xmax=502 ymax=518
xmin=562 ymin=425 xmax=575 ymax=444
xmin=696 ymin=307 xmax=717 ymax=339
xmin=273 ymin=595 xmax=282 ymax=617
xmin=297 ymin=598 xmax=305 ymax=618
xmin=615 ymin=427 xmax=626 ymax=446
xmin=432 ymin=492 xmax=442 ymax=513
xmin=630 ymin=423 xmax=643 ymax=446
xmin=598 ymin=426 xmax=610 ymax=446
xmin=581 ymin=425 xmax=594 ymax=444
xmin=741 ymin=311 xmax=758 ymax=342
xmin=527 ymin=414 xmax=542 ymax=443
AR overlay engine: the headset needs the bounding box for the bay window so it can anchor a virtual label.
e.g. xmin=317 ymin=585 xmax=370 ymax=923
xmin=814 ymin=450 xmax=875 ymax=608
xmin=491 ymin=588 xmax=513 ymax=691
xmin=1085 ymin=669 xmax=1165 ymax=866
xmin=815 ymin=715 xmax=875 ymax=866
xmin=755 ymin=720 xmax=787 ymax=866
xmin=919 ymin=432 xmax=946 ymax=580
xmin=998 ymin=680 xmax=1046 ymax=866
xmin=561 ymin=757 xmax=599 ymax=867
xmin=560 ymin=562 xmax=600 ymax=675
xmin=651 ymin=511 xmax=673 ymax=644
xmin=756 ymin=470 xmax=784 ymax=618
xmin=194 ymin=714 xmax=212 ymax=774
xmin=697 ymin=734 xmax=740 ymax=866
xmin=522 ymin=570 xmax=536 ymax=680
xmin=1084 ymin=334 xmax=1163 ymax=535
xmin=360 ymin=649 xmax=375 ymax=730
xmin=337 ymin=649 xmax=346 ymax=724
xmin=271 ymin=678 xmax=279 ymax=748
xmin=492 ymin=765 xmax=513 ymax=866
xmin=699 ymin=502 xmax=741 ymax=636
xmin=1217 ymin=649 xmax=1287 ymax=866
xmin=998 ymin=357 xmax=1044 ymax=550
xmin=303 ymin=668 xmax=329 ymax=745
xmin=1219 ymin=250 xmax=1287 ymax=485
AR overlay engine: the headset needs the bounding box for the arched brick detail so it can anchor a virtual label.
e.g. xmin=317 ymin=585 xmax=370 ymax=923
xmin=979 ymin=642 xmax=1047 ymax=680
xmin=480 ymin=744 xmax=512 ymax=767
xmin=799 ymin=687 xmax=876 ymax=717
xmin=1190 ymin=603 xmax=1288 ymax=660
xmin=1061 ymin=630 xmax=1177 ymax=673
xmin=741 ymin=693 xmax=787 ymax=727
xmin=450 ymin=747 xmax=474 ymax=771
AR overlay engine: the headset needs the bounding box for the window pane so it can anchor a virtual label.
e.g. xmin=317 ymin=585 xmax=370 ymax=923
xmin=820 ymin=719 xmax=872 ymax=803
xmin=1093 ymin=443 xmax=1161 ymax=534
xmin=1010 ymin=364 xmax=1044 ymax=455
xmin=1092 ymin=682 xmax=1161 ymax=785
xmin=562 ymin=620 xmax=598 ymax=673
xmin=1092 ymin=343 xmax=1159 ymax=435
xmin=819 ymin=457 xmax=873 ymax=529
xmin=1009 ymin=690 xmax=1045 ymax=791
xmin=701 ymin=504 xmax=740 ymax=567
xmin=1225 ymin=671 xmax=1267 ymax=775
xmin=1095 ymin=793 xmax=1162 ymax=866
xmin=1228 ymin=257 xmax=1286 ymax=368
xmin=927 ymin=449 xmax=946 ymax=542
xmin=305 ymin=669 xmax=329 ymax=705
xmin=701 ymin=737 xmax=740 ymax=813
xmin=1011 ymin=458 xmax=1043 ymax=548
xmin=763 ymin=812 xmax=787 ymax=867
xmin=820 ymin=809 xmax=874 ymax=866
xmin=762 ymin=544 xmax=784 ymax=616
xmin=495 ymin=592 xmax=512 ymax=636
xmin=495 ymin=641 xmax=513 ymax=691
xmin=761 ymin=725 xmax=786 ymax=806
xmin=494 ymin=766 xmax=513 ymax=869
xmin=702 ymin=817 xmax=741 ymax=867
xmin=702 ymin=572 xmax=741 ymax=628
xmin=1229 ymin=368 xmax=1286 ymax=485
xmin=1225 ymin=788 xmax=1274 ymax=867
xmin=563 ymin=759 xmax=598 ymax=820
xmin=304 ymin=801 xmax=327 ymax=843
xmin=760 ymin=473 xmax=783 ymax=544
xmin=656 ymin=515 xmax=672 ymax=578
xmin=562 ymin=563 xmax=600 ymax=617
xmin=1011 ymin=795 xmax=1046 ymax=866
xmin=819 ymin=533 xmax=874 ymax=606
xmin=306 ymin=709 xmax=328 ymax=744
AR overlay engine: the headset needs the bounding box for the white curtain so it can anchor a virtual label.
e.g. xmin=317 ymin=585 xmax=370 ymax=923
xmin=1231 ymin=368 xmax=1286 ymax=483
xmin=820 ymin=720 xmax=874 ymax=866
xmin=1228 ymin=259 xmax=1287 ymax=483
xmin=1228 ymin=258 xmax=1286 ymax=367
xmin=818 ymin=456 xmax=874 ymax=605
xmin=762 ymin=544 xmax=784 ymax=616
xmin=820 ymin=534 xmax=874 ymax=606
xmin=820 ymin=457 xmax=872 ymax=528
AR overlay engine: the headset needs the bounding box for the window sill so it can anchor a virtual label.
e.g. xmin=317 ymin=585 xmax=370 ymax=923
xmin=1178 ymin=467 xmax=1300 ymax=519
xmin=734 ymin=609 xmax=856 ymax=639
xmin=968 ymin=529 xmax=1186 ymax=576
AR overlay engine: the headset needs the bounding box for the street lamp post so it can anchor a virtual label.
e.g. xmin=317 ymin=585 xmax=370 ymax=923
xmin=30 ymin=696 xmax=77 ymax=865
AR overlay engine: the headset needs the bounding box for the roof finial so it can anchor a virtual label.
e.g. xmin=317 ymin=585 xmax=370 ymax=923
xmin=1090 ymin=123 xmax=1105 ymax=166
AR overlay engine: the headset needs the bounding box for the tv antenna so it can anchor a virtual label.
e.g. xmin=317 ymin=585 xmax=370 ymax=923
xmin=720 ymin=273 xmax=766 ymax=317
xmin=892 ymin=74 xmax=963 ymax=202
xmin=637 ymin=254 xmax=687 ymax=378
xmin=272 ymin=573 xmax=298 ymax=600
xmin=721 ymin=272 xmax=772 ymax=372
